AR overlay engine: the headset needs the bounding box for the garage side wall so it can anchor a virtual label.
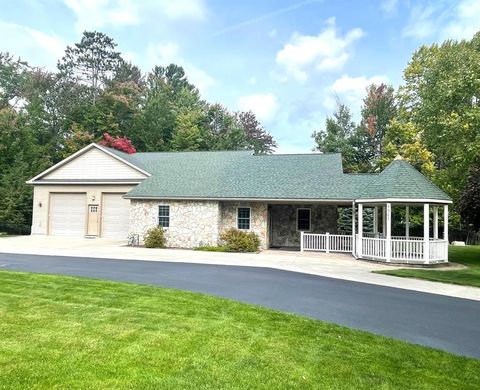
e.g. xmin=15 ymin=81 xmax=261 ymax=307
xmin=31 ymin=185 xmax=135 ymax=235
xmin=130 ymin=200 xmax=220 ymax=248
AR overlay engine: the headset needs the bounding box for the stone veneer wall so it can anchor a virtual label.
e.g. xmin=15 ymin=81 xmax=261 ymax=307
xmin=269 ymin=204 xmax=338 ymax=247
xmin=130 ymin=200 xmax=220 ymax=248
xmin=219 ymin=202 xmax=269 ymax=249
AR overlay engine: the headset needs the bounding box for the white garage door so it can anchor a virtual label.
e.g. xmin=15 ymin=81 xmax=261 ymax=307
xmin=102 ymin=193 xmax=130 ymax=239
xmin=49 ymin=193 xmax=86 ymax=237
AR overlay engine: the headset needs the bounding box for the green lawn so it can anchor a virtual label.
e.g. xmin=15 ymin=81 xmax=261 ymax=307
xmin=0 ymin=271 xmax=479 ymax=389
xmin=375 ymin=245 xmax=480 ymax=288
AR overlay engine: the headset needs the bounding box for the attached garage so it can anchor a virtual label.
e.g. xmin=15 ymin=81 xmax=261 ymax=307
xmin=28 ymin=144 xmax=149 ymax=238
xmin=49 ymin=193 xmax=86 ymax=237
xmin=101 ymin=193 xmax=130 ymax=239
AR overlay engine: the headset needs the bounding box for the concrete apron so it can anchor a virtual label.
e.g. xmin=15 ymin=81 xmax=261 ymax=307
xmin=1 ymin=235 xmax=479 ymax=302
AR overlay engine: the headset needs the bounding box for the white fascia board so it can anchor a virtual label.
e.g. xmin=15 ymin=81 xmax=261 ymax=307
xmin=355 ymin=198 xmax=452 ymax=204
xmin=26 ymin=143 xmax=151 ymax=184
xmin=30 ymin=181 xmax=143 ymax=185
xmin=124 ymin=196 xmax=355 ymax=204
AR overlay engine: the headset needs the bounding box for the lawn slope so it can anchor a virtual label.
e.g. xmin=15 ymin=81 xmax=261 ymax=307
xmin=0 ymin=271 xmax=478 ymax=389
xmin=376 ymin=245 xmax=480 ymax=288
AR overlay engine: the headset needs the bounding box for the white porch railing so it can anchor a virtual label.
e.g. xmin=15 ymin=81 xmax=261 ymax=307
xmin=301 ymin=232 xmax=448 ymax=263
xmin=429 ymin=240 xmax=448 ymax=261
xmin=362 ymin=236 xmax=386 ymax=259
xmin=390 ymin=238 xmax=424 ymax=261
xmin=301 ymin=232 xmax=352 ymax=253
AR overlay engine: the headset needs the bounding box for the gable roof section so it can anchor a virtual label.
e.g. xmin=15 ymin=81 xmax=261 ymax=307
xmin=27 ymin=144 xmax=150 ymax=184
xmin=356 ymin=158 xmax=452 ymax=202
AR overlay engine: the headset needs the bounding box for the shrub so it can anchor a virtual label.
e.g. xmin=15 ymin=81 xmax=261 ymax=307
xmin=144 ymin=227 xmax=166 ymax=248
xmin=220 ymin=228 xmax=260 ymax=252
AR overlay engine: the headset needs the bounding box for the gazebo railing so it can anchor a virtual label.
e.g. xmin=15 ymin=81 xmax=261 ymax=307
xmin=429 ymin=239 xmax=448 ymax=261
xmin=361 ymin=236 xmax=386 ymax=259
xmin=391 ymin=238 xmax=424 ymax=261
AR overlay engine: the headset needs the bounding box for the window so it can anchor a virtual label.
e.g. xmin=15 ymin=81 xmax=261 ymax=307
xmin=297 ymin=208 xmax=311 ymax=231
xmin=158 ymin=205 xmax=170 ymax=228
xmin=237 ymin=207 xmax=250 ymax=230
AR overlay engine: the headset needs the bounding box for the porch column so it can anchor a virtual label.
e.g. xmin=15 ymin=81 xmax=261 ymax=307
xmin=424 ymin=203 xmax=430 ymax=263
xmin=433 ymin=206 xmax=439 ymax=240
xmin=443 ymin=205 xmax=449 ymax=243
xmin=357 ymin=203 xmax=363 ymax=258
xmin=352 ymin=202 xmax=356 ymax=257
xmin=385 ymin=203 xmax=391 ymax=262
xmin=373 ymin=206 xmax=379 ymax=235
xmin=382 ymin=206 xmax=387 ymax=235
xmin=405 ymin=206 xmax=410 ymax=239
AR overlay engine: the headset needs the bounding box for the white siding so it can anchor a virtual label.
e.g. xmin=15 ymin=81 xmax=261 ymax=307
xmin=43 ymin=148 xmax=147 ymax=180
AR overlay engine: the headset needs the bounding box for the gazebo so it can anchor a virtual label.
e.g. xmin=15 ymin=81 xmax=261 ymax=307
xmin=301 ymin=157 xmax=451 ymax=264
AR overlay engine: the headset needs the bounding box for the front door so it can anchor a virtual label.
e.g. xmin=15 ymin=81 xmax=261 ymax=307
xmin=87 ymin=204 xmax=99 ymax=236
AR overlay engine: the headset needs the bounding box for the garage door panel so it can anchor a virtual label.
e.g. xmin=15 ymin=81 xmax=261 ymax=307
xmin=102 ymin=194 xmax=130 ymax=239
xmin=50 ymin=193 xmax=86 ymax=237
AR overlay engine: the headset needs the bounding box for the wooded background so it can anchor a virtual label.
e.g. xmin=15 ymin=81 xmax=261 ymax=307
xmin=0 ymin=31 xmax=479 ymax=236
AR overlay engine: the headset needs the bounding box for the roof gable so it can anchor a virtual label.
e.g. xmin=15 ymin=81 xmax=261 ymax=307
xmin=28 ymin=144 xmax=149 ymax=184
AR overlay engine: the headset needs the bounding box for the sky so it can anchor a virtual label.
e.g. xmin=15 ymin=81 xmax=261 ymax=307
xmin=1 ymin=0 xmax=479 ymax=153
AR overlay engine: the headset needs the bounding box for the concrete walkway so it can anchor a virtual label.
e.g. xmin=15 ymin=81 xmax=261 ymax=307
xmin=1 ymin=235 xmax=479 ymax=301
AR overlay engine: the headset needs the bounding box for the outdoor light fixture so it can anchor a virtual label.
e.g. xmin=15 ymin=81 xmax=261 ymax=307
xmin=38 ymin=201 xmax=42 ymax=208
xmin=91 ymin=195 xmax=96 ymax=202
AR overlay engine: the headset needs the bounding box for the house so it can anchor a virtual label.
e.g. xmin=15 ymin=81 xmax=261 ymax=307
xmin=27 ymin=143 xmax=452 ymax=264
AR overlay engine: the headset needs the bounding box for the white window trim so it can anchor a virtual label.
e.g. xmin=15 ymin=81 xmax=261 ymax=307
xmin=158 ymin=204 xmax=170 ymax=229
xmin=236 ymin=206 xmax=251 ymax=230
xmin=296 ymin=207 xmax=311 ymax=232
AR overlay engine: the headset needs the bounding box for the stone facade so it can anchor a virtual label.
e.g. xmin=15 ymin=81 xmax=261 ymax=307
xmin=269 ymin=204 xmax=338 ymax=247
xmin=130 ymin=199 xmax=337 ymax=250
xmin=219 ymin=202 xmax=269 ymax=249
xmin=130 ymin=200 xmax=220 ymax=248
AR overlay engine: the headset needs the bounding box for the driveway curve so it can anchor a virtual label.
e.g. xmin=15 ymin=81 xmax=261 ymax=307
xmin=1 ymin=252 xmax=479 ymax=359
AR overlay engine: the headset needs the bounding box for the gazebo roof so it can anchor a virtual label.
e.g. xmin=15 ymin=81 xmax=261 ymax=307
xmin=357 ymin=157 xmax=452 ymax=203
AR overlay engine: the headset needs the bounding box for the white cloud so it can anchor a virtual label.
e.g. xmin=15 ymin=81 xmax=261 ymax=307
xmin=402 ymin=4 xmax=437 ymax=39
xmin=146 ymin=42 xmax=215 ymax=96
xmin=0 ymin=22 xmax=66 ymax=70
xmin=324 ymin=74 xmax=389 ymax=115
xmin=403 ymin=0 xmax=480 ymax=41
xmin=275 ymin=17 xmax=364 ymax=83
xmin=160 ymin=0 xmax=207 ymax=21
xmin=237 ymin=93 xmax=279 ymax=123
xmin=441 ymin=0 xmax=480 ymax=40
xmin=380 ymin=0 xmax=399 ymax=16
xmin=63 ymin=0 xmax=207 ymax=31
xmin=62 ymin=0 xmax=140 ymax=31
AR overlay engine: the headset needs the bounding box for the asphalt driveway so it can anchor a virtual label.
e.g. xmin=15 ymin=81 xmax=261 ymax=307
xmin=1 ymin=252 xmax=479 ymax=359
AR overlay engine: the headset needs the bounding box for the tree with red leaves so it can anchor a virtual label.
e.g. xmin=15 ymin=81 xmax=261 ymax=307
xmin=99 ymin=132 xmax=136 ymax=154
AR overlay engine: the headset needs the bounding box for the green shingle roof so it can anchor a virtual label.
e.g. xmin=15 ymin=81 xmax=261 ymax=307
xmin=357 ymin=158 xmax=452 ymax=201
xmin=103 ymin=146 xmax=450 ymax=202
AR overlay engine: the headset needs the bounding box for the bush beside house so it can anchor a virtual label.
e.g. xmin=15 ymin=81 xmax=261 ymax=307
xmin=220 ymin=228 xmax=260 ymax=252
xmin=195 ymin=229 xmax=260 ymax=252
xmin=144 ymin=227 xmax=166 ymax=248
